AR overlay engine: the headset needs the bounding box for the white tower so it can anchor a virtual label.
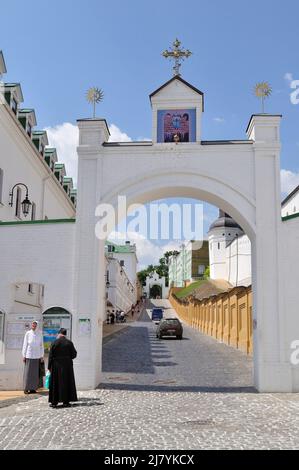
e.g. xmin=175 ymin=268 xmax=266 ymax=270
xmin=208 ymin=210 xmax=244 ymax=280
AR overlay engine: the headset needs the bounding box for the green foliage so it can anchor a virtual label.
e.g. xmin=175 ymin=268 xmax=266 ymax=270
xmin=137 ymin=250 xmax=180 ymax=287
xmin=204 ymin=266 xmax=210 ymax=279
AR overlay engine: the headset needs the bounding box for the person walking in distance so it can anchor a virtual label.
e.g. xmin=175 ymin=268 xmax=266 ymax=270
xmin=48 ymin=328 xmax=78 ymax=408
xmin=22 ymin=321 xmax=44 ymax=394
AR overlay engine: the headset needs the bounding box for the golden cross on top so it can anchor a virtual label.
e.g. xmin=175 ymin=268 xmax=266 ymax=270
xmin=162 ymin=39 xmax=192 ymax=76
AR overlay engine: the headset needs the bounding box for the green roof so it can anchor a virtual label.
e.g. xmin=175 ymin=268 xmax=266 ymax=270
xmin=0 ymin=218 xmax=76 ymax=227
xmin=63 ymin=177 xmax=73 ymax=183
xmin=282 ymin=212 xmax=299 ymax=222
xmin=106 ymin=240 xmax=135 ymax=253
xmin=54 ymin=163 xmax=65 ymax=169
xmin=4 ymin=82 xmax=20 ymax=87
xmin=32 ymin=130 xmax=47 ymax=136
xmin=18 ymin=108 xmax=34 ymax=113
xmin=45 ymin=148 xmax=56 ymax=153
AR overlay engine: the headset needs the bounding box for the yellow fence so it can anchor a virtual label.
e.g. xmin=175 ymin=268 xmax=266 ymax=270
xmin=169 ymin=286 xmax=253 ymax=355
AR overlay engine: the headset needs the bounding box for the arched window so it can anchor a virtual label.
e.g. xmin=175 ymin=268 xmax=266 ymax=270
xmin=42 ymin=307 xmax=72 ymax=354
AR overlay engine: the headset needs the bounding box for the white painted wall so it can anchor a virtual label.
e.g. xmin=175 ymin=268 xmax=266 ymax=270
xmin=209 ymin=226 xmax=244 ymax=281
xmin=282 ymin=192 xmax=299 ymax=217
xmin=281 ymin=217 xmax=299 ymax=390
xmin=112 ymin=250 xmax=138 ymax=285
xmin=0 ymin=221 xmax=75 ymax=389
xmin=107 ymin=257 xmax=137 ymax=313
xmin=226 ymin=234 xmax=252 ymax=287
xmin=0 ymin=102 xmax=75 ymax=222
xmin=143 ymin=271 xmax=169 ymax=299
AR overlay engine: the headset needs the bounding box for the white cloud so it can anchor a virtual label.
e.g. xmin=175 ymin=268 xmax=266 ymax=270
xmin=109 ymin=231 xmax=181 ymax=270
xmin=213 ymin=117 xmax=225 ymax=123
xmin=45 ymin=122 xmax=79 ymax=184
xmin=281 ymin=169 xmax=299 ymax=194
xmin=108 ymin=124 xmax=132 ymax=142
xmin=284 ymin=72 xmax=293 ymax=84
xmin=45 ymin=122 xmax=133 ymax=185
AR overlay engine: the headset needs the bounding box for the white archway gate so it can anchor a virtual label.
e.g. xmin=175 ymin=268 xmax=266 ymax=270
xmin=72 ymin=77 xmax=294 ymax=392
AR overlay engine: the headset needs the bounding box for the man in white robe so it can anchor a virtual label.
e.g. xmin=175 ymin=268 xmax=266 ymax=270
xmin=22 ymin=321 xmax=44 ymax=394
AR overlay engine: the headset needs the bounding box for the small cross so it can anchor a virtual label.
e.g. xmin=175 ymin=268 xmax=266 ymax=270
xmin=162 ymin=39 xmax=192 ymax=76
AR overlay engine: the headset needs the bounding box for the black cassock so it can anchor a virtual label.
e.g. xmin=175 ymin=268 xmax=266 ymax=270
xmin=48 ymin=336 xmax=78 ymax=404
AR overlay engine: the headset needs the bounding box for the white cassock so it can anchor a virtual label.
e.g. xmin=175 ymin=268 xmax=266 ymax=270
xmin=22 ymin=329 xmax=44 ymax=359
xmin=22 ymin=329 xmax=44 ymax=391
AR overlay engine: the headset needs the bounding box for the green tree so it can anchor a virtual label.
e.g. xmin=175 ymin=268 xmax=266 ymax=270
xmin=137 ymin=250 xmax=181 ymax=287
xmin=204 ymin=266 xmax=210 ymax=279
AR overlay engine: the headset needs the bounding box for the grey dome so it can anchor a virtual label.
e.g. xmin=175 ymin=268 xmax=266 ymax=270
xmin=209 ymin=210 xmax=243 ymax=232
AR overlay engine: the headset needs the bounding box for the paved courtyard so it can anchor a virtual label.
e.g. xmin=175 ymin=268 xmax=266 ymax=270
xmin=0 ymin=300 xmax=299 ymax=450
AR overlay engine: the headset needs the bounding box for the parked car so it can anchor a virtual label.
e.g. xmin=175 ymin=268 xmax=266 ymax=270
xmin=151 ymin=307 xmax=164 ymax=324
xmin=156 ymin=318 xmax=183 ymax=339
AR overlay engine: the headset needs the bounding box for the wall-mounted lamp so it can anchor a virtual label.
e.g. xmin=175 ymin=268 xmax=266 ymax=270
xmin=105 ymin=273 xmax=110 ymax=289
xmin=9 ymin=183 xmax=31 ymax=217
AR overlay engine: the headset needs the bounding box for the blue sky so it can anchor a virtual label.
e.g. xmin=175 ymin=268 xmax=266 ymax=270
xmin=1 ymin=0 xmax=299 ymax=266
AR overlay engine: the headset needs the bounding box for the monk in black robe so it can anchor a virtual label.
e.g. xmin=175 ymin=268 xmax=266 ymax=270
xmin=48 ymin=328 xmax=78 ymax=408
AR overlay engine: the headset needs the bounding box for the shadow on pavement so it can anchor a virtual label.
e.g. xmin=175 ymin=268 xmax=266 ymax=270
xmin=71 ymin=399 xmax=104 ymax=408
xmin=99 ymin=382 xmax=257 ymax=393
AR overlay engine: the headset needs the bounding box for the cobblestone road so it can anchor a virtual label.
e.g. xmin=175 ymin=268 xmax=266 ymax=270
xmin=0 ymin=300 xmax=299 ymax=450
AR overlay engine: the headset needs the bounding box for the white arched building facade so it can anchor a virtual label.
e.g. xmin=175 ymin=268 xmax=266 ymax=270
xmin=1 ymin=75 xmax=299 ymax=392
xmin=143 ymin=271 xmax=169 ymax=299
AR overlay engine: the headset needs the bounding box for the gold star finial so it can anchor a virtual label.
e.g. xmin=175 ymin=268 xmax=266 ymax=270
xmin=86 ymin=87 xmax=104 ymax=118
xmin=162 ymin=39 xmax=192 ymax=76
xmin=254 ymin=82 xmax=272 ymax=113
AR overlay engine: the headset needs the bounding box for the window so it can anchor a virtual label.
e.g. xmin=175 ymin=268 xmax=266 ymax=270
xmin=294 ymin=206 xmax=296 ymax=213
xmin=218 ymin=242 xmax=220 ymax=250
xmin=27 ymin=121 xmax=32 ymax=137
xmin=120 ymin=260 xmax=125 ymax=267
xmin=31 ymin=202 xmax=36 ymax=221
xmin=15 ymin=187 xmax=21 ymax=218
xmin=11 ymin=97 xmax=18 ymax=114
xmin=0 ymin=168 xmax=3 ymax=204
xmin=40 ymin=143 xmax=45 ymax=156
xmin=28 ymin=283 xmax=34 ymax=294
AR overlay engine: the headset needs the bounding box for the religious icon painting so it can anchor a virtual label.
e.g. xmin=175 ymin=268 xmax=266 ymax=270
xmin=157 ymin=109 xmax=196 ymax=143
